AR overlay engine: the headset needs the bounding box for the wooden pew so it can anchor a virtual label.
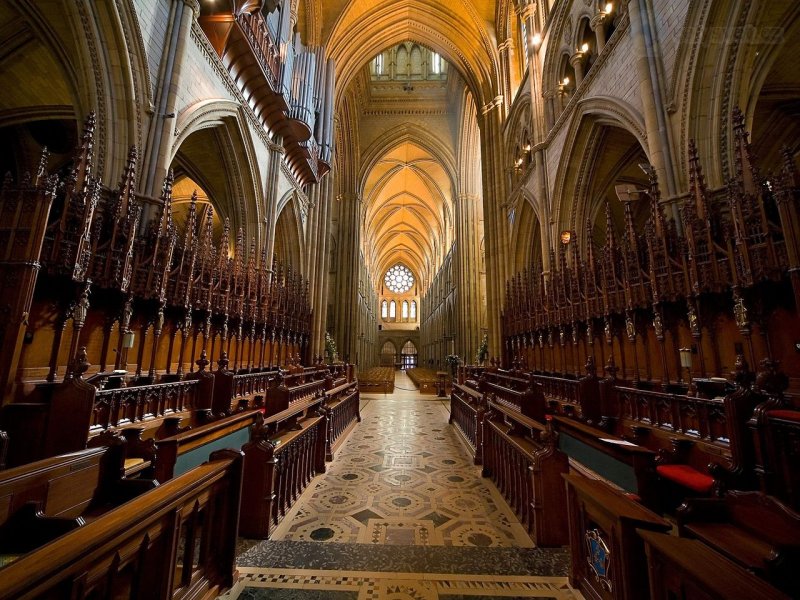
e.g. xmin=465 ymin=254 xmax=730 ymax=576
xmin=0 ymin=449 xmax=243 ymax=600
xmin=0 ymin=351 xmax=216 ymax=469
xmin=480 ymin=368 xmax=545 ymax=422
xmin=563 ymin=473 xmax=671 ymax=600
xmin=153 ymin=409 xmax=262 ymax=482
xmin=0 ymin=442 xmax=157 ymax=560
xmin=676 ymin=491 xmax=800 ymax=597
xmin=533 ymin=358 xmax=602 ymax=424
xmin=449 ymin=381 xmax=486 ymax=464
xmin=481 ymin=400 xmax=568 ymax=546
xmin=638 ymin=529 xmax=790 ymax=600
xmin=552 ymin=415 xmax=659 ymax=508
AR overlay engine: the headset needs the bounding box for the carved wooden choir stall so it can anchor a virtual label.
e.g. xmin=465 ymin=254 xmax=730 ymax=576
xmin=0 ymin=114 xmax=361 ymax=599
xmin=446 ymin=110 xmax=800 ymax=599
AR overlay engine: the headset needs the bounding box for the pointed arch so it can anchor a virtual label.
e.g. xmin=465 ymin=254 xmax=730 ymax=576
xmin=171 ymin=99 xmax=264 ymax=245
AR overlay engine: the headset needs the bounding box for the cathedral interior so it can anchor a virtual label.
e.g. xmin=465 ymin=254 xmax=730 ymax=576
xmin=0 ymin=0 xmax=799 ymax=598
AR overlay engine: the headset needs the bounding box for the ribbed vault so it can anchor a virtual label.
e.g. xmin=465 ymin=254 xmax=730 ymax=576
xmin=363 ymin=142 xmax=454 ymax=291
xmin=323 ymin=0 xmax=501 ymax=107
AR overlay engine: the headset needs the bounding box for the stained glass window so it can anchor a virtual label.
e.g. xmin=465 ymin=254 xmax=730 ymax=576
xmin=384 ymin=265 xmax=414 ymax=294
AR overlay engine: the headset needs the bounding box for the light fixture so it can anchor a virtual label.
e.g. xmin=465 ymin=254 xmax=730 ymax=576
xmin=560 ymin=230 xmax=573 ymax=245
xmin=605 ymin=3 xmax=613 ymax=14
xmin=532 ymin=33 xmax=542 ymax=47
xmin=523 ymin=143 xmax=531 ymax=152
xmin=679 ymin=347 xmax=696 ymax=396
xmin=580 ymin=43 xmax=589 ymax=53
xmin=562 ymin=77 xmax=570 ymax=86
xmin=679 ymin=347 xmax=692 ymax=369
xmin=122 ymin=332 xmax=135 ymax=349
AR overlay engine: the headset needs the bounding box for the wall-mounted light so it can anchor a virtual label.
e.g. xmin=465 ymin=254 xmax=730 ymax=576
xmin=560 ymin=230 xmax=573 ymax=245
xmin=604 ymin=3 xmax=613 ymax=14
xmin=679 ymin=347 xmax=696 ymax=396
xmin=122 ymin=332 xmax=135 ymax=349
xmin=580 ymin=42 xmax=589 ymax=53
xmin=532 ymin=33 xmax=542 ymax=47
xmin=562 ymin=77 xmax=570 ymax=86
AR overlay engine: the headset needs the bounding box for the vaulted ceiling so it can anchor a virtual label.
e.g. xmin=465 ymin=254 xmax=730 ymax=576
xmin=362 ymin=141 xmax=454 ymax=289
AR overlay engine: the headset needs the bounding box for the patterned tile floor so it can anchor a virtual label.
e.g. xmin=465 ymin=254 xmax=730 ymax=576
xmin=225 ymin=372 xmax=581 ymax=600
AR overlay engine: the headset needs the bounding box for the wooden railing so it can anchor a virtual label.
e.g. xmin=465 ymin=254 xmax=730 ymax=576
xmin=481 ymin=403 xmax=569 ymax=547
xmin=616 ymin=385 xmax=728 ymax=444
xmin=240 ymin=414 xmax=326 ymax=538
xmin=236 ymin=12 xmax=280 ymax=89
xmin=449 ymin=382 xmax=484 ymax=463
xmin=324 ymin=381 xmax=360 ymax=460
xmin=91 ymin=378 xmax=201 ymax=433
xmin=0 ymin=450 xmax=243 ymax=600
xmin=481 ymin=370 xmax=545 ymax=422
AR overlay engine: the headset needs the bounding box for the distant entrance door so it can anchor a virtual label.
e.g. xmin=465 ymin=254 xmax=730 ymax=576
xmin=400 ymin=340 xmax=418 ymax=370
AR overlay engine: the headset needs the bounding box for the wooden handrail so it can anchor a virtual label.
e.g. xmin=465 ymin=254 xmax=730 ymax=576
xmin=0 ymin=450 xmax=243 ymax=600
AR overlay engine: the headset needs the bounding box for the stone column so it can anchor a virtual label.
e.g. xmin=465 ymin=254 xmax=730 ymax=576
xmin=569 ymin=53 xmax=585 ymax=87
xmin=591 ymin=13 xmax=608 ymax=52
xmin=262 ymin=140 xmax=285 ymax=270
xmin=141 ymin=0 xmax=199 ymax=202
xmin=479 ymin=97 xmax=510 ymax=362
xmin=334 ymin=192 xmax=361 ymax=363
xmin=626 ymin=0 xmax=679 ymax=219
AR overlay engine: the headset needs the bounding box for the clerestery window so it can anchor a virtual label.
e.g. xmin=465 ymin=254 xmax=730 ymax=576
xmin=384 ymin=265 xmax=414 ymax=294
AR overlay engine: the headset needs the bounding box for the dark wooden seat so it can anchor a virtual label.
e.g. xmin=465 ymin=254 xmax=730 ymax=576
xmin=676 ymin=490 xmax=800 ymax=596
xmin=0 ymin=450 xmax=243 ymax=600
xmin=0 ymin=441 xmax=157 ymax=560
xmin=638 ymin=529 xmax=790 ymax=600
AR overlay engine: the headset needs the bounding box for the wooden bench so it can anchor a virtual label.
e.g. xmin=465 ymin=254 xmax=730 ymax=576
xmin=552 ymin=415 xmax=659 ymax=508
xmin=358 ymin=367 xmax=395 ymax=393
xmin=0 ymin=449 xmax=243 ymax=600
xmin=676 ymin=491 xmax=800 ymax=597
xmin=563 ymin=473 xmax=671 ymax=600
xmin=0 ymin=442 xmax=157 ymax=562
xmin=153 ymin=409 xmax=262 ymax=482
xmin=638 ymin=529 xmax=790 ymax=600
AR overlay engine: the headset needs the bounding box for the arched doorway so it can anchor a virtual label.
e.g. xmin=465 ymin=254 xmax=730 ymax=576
xmin=400 ymin=340 xmax=418 ymax=370
xmin=380 ymin=340 xmax=397 ymax=366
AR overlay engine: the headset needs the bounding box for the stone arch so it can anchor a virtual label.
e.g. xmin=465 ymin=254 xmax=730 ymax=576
xmin=171 ymin=99 xmax=264 ymax=245
xmin=275 ymin=191 xmax=305 ymax=273
xmin=509 ymin=190 xmax=543 ymax=273
xmin=0 ymin=1 xmax=150 ymax=180
xmin=550 ymin=96 xmax=649 ymax=249
xmin=326 ymin=0 xmax=502 ymax=109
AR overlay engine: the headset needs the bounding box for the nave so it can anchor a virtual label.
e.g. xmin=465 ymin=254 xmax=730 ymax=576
xmin=225 ymin=371 xmax=578 ymax=600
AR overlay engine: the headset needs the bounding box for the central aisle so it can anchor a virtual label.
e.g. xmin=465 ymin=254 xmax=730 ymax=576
xmin=226 ymin=371 xmax=580 ymax=599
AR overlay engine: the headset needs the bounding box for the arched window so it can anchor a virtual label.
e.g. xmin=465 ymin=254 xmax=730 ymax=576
xmin=381 ymin=300 xmax=388 ymax=319
xmin=410 ymin=300 xmax=417 ymax=320
xmin=431 ymin=52 xmax=441 ymax=74
xmin=389 ymin=300 xmax=396 ymax=318
xmin=402 ymin=301 xmax=409 ymax=319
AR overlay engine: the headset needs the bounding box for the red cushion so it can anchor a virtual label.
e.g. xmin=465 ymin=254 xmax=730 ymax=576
xmin=767 ymin=409 xmax=800 ymax=422
xmin=656 ymin=464 xmax=714 ymax=494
